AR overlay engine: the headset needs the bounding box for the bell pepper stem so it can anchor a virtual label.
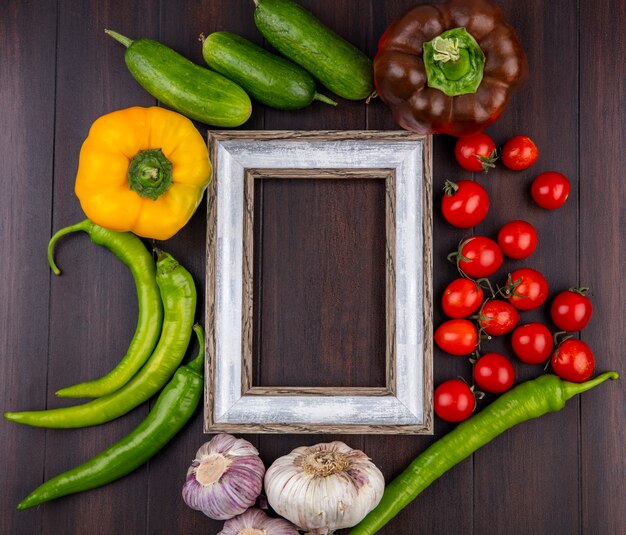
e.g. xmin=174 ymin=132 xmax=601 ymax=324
xmin=431 ymin=35 xmax=461 ymax=63
xmin=128 ymin=149 xmax=173 ymax=201
xmin=562 ymin=371 xmax=619 ymax=400
xmin=423 ymin=27 xmax=485 ymax=96
xmin=186 ymin=325 xmax=206 ymax=374
xmin=105 ymin=29 xmax=133 ymax=48
xmin=47 ymin=219 xmax=93 ymax=275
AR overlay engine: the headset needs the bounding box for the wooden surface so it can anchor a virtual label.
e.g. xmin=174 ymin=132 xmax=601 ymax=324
xmin=1 ymin=0 xmax=624 ymax=533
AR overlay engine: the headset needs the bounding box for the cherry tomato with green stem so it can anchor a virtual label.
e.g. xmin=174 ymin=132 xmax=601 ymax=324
xmin=473 ymin=353 xmax=515 ymax=393
xmin=551 ymin=287 xmax=593 ymax=331
xmin=434 ymin=379 xmax=475 ymax=422
xmin=442 ymin=278 xmax=485 ymax=319
xmin=551 ymin=338 xmax=595 ymax=383
xmin=511 ymin=323 xmax=554 ymax=364
xmin=502 ymin=135 xmax=539 ymax=170
xmin=504 ymin=268 xmax=549 ymax=311
xmin=434 ymin=319 xmax=478 ymax=356
xmin=454 ymin=133 xmax=498 ymax=173
xmin=478 ymin=299 xmax=519 ymax=336
xmin=531 ymin=172 xmax=570 ymax=210
xmin=497 ymin=220 xmax=538 ymax=259
xmin=449 ymin=236 xmax=503 ymax=279
xmin=441 ymin=180 xmax=490 ymax=228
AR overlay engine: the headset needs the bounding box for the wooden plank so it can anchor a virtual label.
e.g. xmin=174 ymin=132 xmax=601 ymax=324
xmin=385 ymin=169 xmax=398 ymax=395
xmin=242 ymin=170 xmax=256 ymax=393
xmin=40 ymin=0 xmax=158 ymax=533
xmin=257 ymin=0 xmax=372 ymax=499
xmin=471 ymin=1 xmax=580 ymax=533
xmin=0 ymin=1 xmax=57 ymax=533
xmin=246 ymin=386 xmax=391 ymax=396
xmin=150 ymin=2 xmax=264 ymax=534
xmin=579 ymin=0 xmax=626 ymax=533
xmin=363 ymin=1 xmax=474 ymax=533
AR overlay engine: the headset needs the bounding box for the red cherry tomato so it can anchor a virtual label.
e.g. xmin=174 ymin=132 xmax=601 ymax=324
xmin=551 ymin=288 xmax=593 ymax=331
xmin=454 ymin=133 xmax=498 ymax=173
xmin=442 ymin=278 xmax=485 ymax=319
xmin=434 ymin=379 xmax=475 ymax=422
xmin=497 ymin=220 xmax=538 ymax=260
xmin=551 ymin=339 xmax=595 ymax=383
xmin=478 ymin=299 xmax=519 ymax=336
xmin=531 ymin=172 xmax=570 ymax=210
xmin=473 ymin=353 xmax=516 ymax=393
xmin=434 ymin=319 xmax=478 ymax=356
xmin=511 ymin=323 xmax=554 ymax=364
xmin=506 ymin=268 xmax=549 ymax=311
xmin=441 ymin=180 xmax=490 ymax=228
xmin=452 ymin=236 xmax=503 ymax=279
xmin=502 ymin=135 xmax=539 ymax=170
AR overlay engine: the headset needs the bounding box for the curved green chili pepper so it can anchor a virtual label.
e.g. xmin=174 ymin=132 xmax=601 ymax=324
xmin=48 ymin=219 xmax=163 ymax=398
xmin=4 ymin=249 xmax=196 ymax=428
xmin=17 ymin=325 xmax=205 ymax=510
xmin=350 ymin=371 xmax=619 ymax=535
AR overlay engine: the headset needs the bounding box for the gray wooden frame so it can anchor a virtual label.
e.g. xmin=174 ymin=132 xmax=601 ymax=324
xmin=205 ymin=131 xmax=433 ymax=434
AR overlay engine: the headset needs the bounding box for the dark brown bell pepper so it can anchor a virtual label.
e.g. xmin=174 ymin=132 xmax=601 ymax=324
xmin=374 ymin=0 xmax=528 ymax=136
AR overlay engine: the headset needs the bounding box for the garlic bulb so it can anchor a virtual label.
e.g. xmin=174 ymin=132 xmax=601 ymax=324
xmin=264 ymin=441 xmax=385 ymax=534
xmin=182 ymin=434 xmax=265 ymax=520
xmin=218 ymin=508 xmax=299 ymax=535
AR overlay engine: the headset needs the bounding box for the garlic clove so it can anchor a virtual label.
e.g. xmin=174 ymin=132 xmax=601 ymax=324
xmin=182 ymin=434 xmax=266 ymax=520
xmin=218 ymin=508 xmax=299 ymax=535
xmin=264 ymin=441 xmax=385 ymax=534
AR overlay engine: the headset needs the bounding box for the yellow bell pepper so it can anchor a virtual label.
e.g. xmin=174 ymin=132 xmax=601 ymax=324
xmin=75 ymin=106 xmax=211 ymax=240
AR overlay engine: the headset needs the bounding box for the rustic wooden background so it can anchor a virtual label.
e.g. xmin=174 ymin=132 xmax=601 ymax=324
xmin=1 ymin=0 xmax=624 ymax=534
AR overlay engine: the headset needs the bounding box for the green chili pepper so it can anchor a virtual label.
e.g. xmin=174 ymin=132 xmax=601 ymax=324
xmin=47 ymin=219 xmax=164 ymax=398
xmin=350 ymin=371 xmax=619 ymax=535
xmin=17 ymin=325 xmax=205 ymax=510
xmin=4 ymin=249 xmax=196 ymax=428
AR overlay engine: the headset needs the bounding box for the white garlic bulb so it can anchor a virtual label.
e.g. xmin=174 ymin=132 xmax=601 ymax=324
xmin=218 ymin=508 xmax=299 ymax=535
xmin=182 ymin=434 xmax=265 ymax=520
xmin=264 ymin=441 xmax=385 ymax=534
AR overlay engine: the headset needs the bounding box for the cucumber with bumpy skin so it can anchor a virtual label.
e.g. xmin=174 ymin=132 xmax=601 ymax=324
xmin=106 ymin=30 xmax=252 ymax=127
xmin=202 ymin=31 xmax=336 ymax=110
xmin=252 ymin=0 xmax=373 ymax=101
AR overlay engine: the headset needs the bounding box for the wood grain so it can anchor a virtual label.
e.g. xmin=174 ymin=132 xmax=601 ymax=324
xmin=385 ymin=170 xmax=397 ymax=395
xmin=242 ymin=170 xmax=255 ymax=393
xmin=42 ymin=1 xmax=158 ymax=534
xmin=246 ymin=386 xmax=391 ymax=396
xmin=471 ymin=2 xmax=580 ymax=533
xmin=579 ymin=1 xmax=626 ymax=533
xmin=0 ymin=2 xmax=56 ymax=534
xmin=363 ymin=2 xmax=473 ymax=533
xmin=1 ymin=0 xmax=625 ymax=533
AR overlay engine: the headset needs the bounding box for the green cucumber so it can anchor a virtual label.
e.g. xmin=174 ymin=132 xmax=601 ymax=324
xmin=252 ymin=0 xmax=373 ymax=101
xmin=105 ymin=30 xmax=252 ymax=127
xmin=202 ymin=31 xmax=336 ymax=110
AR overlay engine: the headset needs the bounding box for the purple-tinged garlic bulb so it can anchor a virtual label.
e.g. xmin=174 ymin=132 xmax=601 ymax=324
xmin=264 ymin=441 xmax=385 ymax=534
xmin=182 ymin=434 xmax=265 ymax=520
xmin=218 ymin=508 xmax=299 ymax=535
